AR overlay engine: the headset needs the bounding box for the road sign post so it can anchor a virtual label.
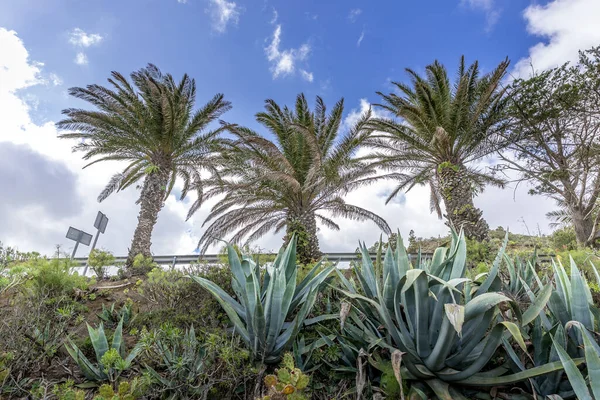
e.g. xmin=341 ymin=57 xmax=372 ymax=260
xmin=83 ymin=212 xmax=109 ymax=276
xmin=66 ymin=227 xmax=93 ymax=261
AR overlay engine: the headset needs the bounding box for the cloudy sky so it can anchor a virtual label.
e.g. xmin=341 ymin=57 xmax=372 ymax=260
xmin=0 ymin=0 xmax=599 ymax=257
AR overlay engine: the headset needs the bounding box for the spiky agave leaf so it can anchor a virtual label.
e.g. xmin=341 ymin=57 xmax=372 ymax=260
xmin=190 ymin=234 xmax=334 ymax=363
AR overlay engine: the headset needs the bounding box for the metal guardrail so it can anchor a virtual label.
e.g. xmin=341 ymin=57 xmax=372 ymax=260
xmin=72 ymin=252 xmax=435 ymax=267
xmin=72 ymin=252 xmax=555 ymax=268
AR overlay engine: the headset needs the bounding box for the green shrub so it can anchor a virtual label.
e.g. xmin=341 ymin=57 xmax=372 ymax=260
xmin=129 ymin=254 xmax=157 ymax=276
xmin=24 ymin=258 xmax=89 ymax=298
xmin=88 ymin=249 xmax=116 ymax=280
xmin=137 ymin=268 xmax=197 ymax=309
xmin=0 ymin=264 xmax=26 ymax=296
xmin=0 ymin=293 xmax=84 ymax=392
xmin=551 ymin=227 xmax=578 ymax=251
xmin=465 ymin=238 xmax=493 ymax=267
xmin=137 ymin=265 xmax=233 ymax=318
xmin=138 ymin=324 xmax=253 ymax=399
xmin=555 ymin=249 xmax=600 ymax=284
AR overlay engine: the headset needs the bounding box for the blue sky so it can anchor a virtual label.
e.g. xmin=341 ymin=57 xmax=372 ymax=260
xmin=1 ymin=0 xmax=599 ymax=256
xmin=1 ymin=0 xmax=539 ymax=127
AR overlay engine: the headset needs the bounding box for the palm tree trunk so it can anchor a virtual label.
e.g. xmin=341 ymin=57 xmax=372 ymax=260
xmin=284 ymin=211 xmax=321 ymax=264
xmin=437 ymin=164 xmax=489 ymax=241
xmin=126 ymin=170 xmax=169 ymax=272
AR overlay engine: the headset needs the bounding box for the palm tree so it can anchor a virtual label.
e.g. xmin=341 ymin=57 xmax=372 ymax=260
xmin=368 ymin=57 xmax=510 ymax=241
xmin=58 ymin=64 xmax=231 ymax=269
xmin=193 ymin=94 xmax=391 ymax=263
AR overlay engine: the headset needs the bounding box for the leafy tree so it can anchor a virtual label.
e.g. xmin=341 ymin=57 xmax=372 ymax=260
xmin=503 ymin=47 xmax=600 ymax=248
xmin=194 ymin=94 xmax=391 ymax=263
xmin=368 ymin=57 xmax=511 ymax=240
xmin=58 ymin=65 xmax=231 ymax=269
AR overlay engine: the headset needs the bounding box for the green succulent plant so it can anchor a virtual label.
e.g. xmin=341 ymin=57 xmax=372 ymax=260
xmin=502 ymin=256 xmax=600 ymax=398
xmin=97 ymin=302 xmax=136 ymax=328
xmin=547 ymin=257 xmax=600 ymax=346
xmin=65 ymin=318 xmax=140 ymax=384
xmin=93 ymin=380 xmax=141 ymax=400
xmin=139 ymin=325 xmax=208 ymax=399
xmin=338 ymin=230 xmax=561 ymax=398
xmin=261 ymin=353 xmax=310 ymax=400
xmin=51 ymin=380 xmax=86 ymax=400
xmin=190 ymin=235 xmax=334 ymax=363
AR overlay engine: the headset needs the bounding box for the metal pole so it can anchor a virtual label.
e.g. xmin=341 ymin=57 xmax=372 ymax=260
xmin=83 ymin=228 xmax=101 ymax=276
xmin=71 ymin=240 xmax=80 ymax=261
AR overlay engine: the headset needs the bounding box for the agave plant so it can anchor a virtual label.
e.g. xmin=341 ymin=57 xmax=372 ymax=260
xmin=139 ymin=325 xmax=208 ymax=399
xmin=502 ymin=257 xmax=600 ymax=398
xmin=551 ymin=321 xmax=600 ymax=400
xmin=65 ymin=318 xmax=140 ymax=384
xmin=190 ymin=236 xmax=334 ymax=363
xmin=501 ymin=251 xmax=544 ymax=301
xmin=338 ymin=230 xmax=562 ymax=398
xmin=548 ymin=258 xmax=600 ymax=341
xmin=97 ymin=302 xmax=136 ymax=328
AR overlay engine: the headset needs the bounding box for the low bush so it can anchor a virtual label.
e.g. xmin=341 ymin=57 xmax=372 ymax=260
xmin=0 ymin=292 xmax=86 ymax=395
xmin=136 ymin=268 xmax=196 ymax=310
xmin=555 ymin=249 xmax=600 ymax=286
xmin=138 ymin=324 xmax=253 ymax=399
xmin=24 ymin=258 xmax=89 ymax=299
xmin=134 ymin=265 xmax=233 ymax=330
xmin=550 ymin=226 xmax=578 ymax=251
xmin=88 ymin=249 xmax=116 ymax=280
xmin=0 ymin=264 xmax=27 ymax=296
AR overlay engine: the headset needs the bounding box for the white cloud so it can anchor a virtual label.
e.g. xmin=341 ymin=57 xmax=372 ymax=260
xmin=207 ymin=0 xmax=241 ymax=33
xmin=270 ymin=9 xmax=278 ymax=24
xmin=299 ymin=69 xmax=313 ymax=82
xmin=74 ymin=52 xmax=88 ymax=65
xmin=461 ymin=0 xmax=501 ymax=32
xmin=177 ymin=0 xmax=187 ymax=3
xmin=513 ymin=0 xmax=600 ymax=78
xmin=0 ymin=27 xmax=212 ymax=257
xmin=348 ymin=8 xmax=362 ymax=23
xmin=344 ymin=98 xmax=372 ymax=130
xmin=48 ymin=73 xmax=63 ymax=86
xmin=68 ymin=28 xmax=102 ymax=66
xmin=265 ymin=24 xmax=312 ymax=80
xmin=357 ymin=29 xmax=365 ymax=47
xmin=68 ymin=28 xmax=103 ymax=47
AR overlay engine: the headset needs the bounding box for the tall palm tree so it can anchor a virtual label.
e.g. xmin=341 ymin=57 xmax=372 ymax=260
xmin=193 ymin=94 xmax=391 ymax=263
xmin=58 ymin=64 xmax=231 ymax=268
xmin=368 ymin=57 xmax=510 ymax=241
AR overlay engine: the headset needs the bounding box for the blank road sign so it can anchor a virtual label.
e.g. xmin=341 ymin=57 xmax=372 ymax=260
xmin=66 ymin=227 xmax=81 ymax=241
xmin=94 ymin=211 xmax=109 ymax=234
xmin=66 ymin=226 xmax=93 ymax=246
xmin=79 ymin=231 xmax=93 ymax=246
